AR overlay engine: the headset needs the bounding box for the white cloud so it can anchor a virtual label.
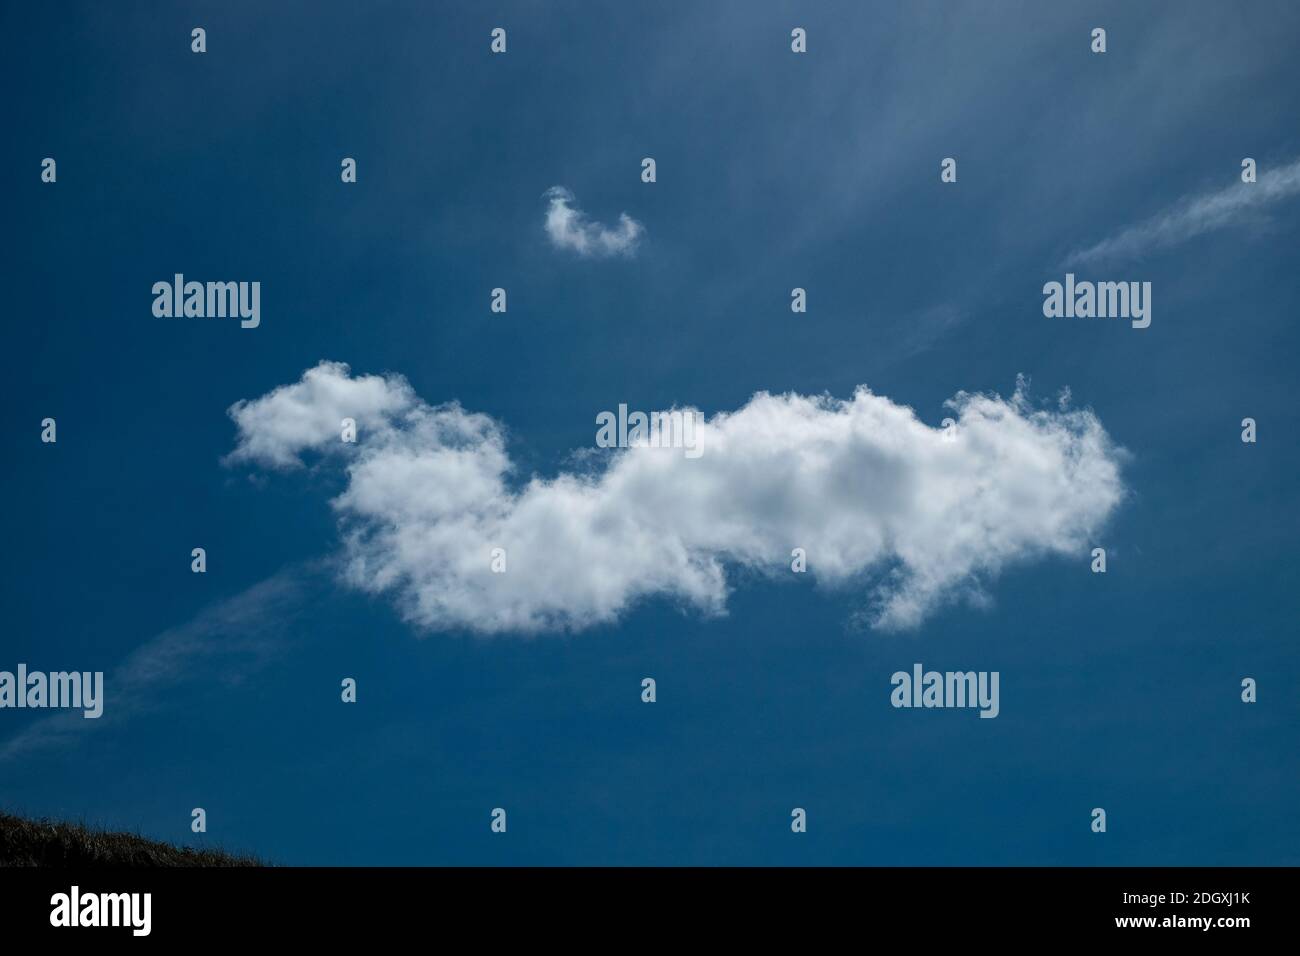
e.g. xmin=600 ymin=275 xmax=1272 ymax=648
xmin=224 ymin=362 xmax=416 ymax=469
xmin=1068 ymin=157 xmax=1300 ymax=266
xmin=543 ymin=186 xmax=643 ymax=257
xmin=225 ymin=363 xmax=1126 ymax=634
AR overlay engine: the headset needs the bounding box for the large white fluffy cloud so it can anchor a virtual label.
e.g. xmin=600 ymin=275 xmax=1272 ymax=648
xmin=225 ymin=362 xmax=1125 ymax=634
xmin=543 ymin=186 xmax=643 ymax=257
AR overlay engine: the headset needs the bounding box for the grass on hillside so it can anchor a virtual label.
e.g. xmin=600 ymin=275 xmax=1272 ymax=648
xmin=0 ymin=811 xmax=262 ymax=867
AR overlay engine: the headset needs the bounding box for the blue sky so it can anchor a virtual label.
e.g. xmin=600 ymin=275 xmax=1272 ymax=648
xmin=3 ymin=0 xmax=1298 ymax=864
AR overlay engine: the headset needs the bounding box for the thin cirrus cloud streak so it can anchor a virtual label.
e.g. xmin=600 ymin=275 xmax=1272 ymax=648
xmin=0 ymin=568 xmax=316 ymax=761
xmin=1067 ymin=157 xmax=1300 ymax=267
xmin=543 ymin=186 xmax=644 ymax=257
xmin=223 ymin=362 xmax=1127 ymax=635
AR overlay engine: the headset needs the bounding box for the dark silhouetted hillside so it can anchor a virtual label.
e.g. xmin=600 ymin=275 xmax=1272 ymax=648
xmin=0 ymin=812 xmax=261 ymax=867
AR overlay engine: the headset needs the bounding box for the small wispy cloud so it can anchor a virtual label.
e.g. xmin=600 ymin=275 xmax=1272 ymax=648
xmin=1067 ymin=157 xmax=1300 ymax=267
xmin=543 ymin=186 xmax=643 ymax=258
xmin=0 ymin=567 xmax=317 ymax=762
